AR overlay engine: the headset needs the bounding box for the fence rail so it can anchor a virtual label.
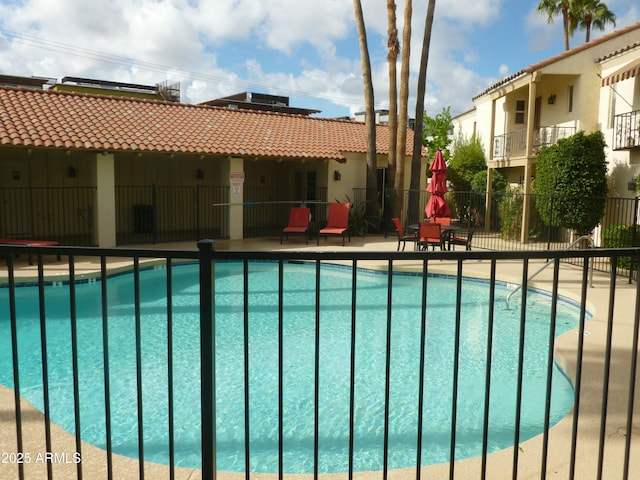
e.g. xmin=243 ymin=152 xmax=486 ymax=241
xmin=0 ymin=244 xmax=639 ymax=479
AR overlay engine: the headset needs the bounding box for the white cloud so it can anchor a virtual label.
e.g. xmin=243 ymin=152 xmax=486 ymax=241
xmin=0 ymin=0 xmax=638 ymax=120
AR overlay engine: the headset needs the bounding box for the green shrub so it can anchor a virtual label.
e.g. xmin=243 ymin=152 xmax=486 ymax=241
xmin=533 ymin=131 xmax=608 ymax=235
xmin=498 ymin=188 xmax=545 ymax=240
xmin=602 ymin=223 xmax=640 ymax=270
xmin=499 ymin=189 xmax=523 ymax=240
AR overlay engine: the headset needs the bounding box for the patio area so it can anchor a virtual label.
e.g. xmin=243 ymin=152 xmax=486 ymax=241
xmin=0 ymin=235 xmax=638 ymax=479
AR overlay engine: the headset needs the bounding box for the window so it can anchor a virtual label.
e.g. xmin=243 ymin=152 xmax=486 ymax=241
xmin=515 ymin=100 xmax=525 ymax=124
xmin=568 ymin=85 xmax=574 ymax=113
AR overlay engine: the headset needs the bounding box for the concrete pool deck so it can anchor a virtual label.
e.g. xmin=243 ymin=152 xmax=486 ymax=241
xmin=1 ymin=235 xmax=638 ymax=479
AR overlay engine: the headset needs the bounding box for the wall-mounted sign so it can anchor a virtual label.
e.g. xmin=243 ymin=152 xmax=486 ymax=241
xmin=229 ymin=171 xmax=244 ymax=195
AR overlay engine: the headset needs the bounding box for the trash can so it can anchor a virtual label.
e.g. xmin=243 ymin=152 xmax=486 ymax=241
xmin=134 ymin=204 xmax=154 ymax=233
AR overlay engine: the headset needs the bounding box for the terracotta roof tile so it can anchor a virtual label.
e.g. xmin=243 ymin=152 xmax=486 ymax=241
xmin=0 ymin=86 xmax=422 ymax=160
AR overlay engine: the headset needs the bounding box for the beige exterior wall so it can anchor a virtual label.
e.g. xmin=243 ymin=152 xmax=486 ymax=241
xmin=599 ymin=57 xmax=640 ymax=184
xmin=453 ymin=25 xmax=640 ymax=242
xmin=452 ymin=109 xmax=477 ymax=142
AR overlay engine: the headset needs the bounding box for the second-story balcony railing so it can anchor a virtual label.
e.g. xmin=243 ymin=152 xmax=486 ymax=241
xmin=493 ymin=129 xmax=527 ymax=160
xmin=613 ymin=109 xmax=640 ymax=150
xmin=534 ymin=126 xmax=576 ymax=147
xmin=493 ymin=126 xmax=576 ymax=160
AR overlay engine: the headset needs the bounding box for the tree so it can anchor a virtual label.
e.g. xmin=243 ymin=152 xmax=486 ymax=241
xmin=536 ymin=0 xmax=578 ymax=51
xmin=448 ymin=133 xmax=486 ymax=191
xmin=407 ymin=0 xmax=436 ymax=224
xmin=352 ymin=0 xmax=379 ymax=218
xmin=574 ymin=0 xmax=616 ymax=42
xmin=471 ymin=170 xmax=507 ymax=194
xmin=385 ymin=0 xmax=399 ymax=202
xmin=423 ymin=107 xmax=453 ymax=161
xmin=393 ymin=0 xmax=412 ymax=219
xmin=533 ymin=131 xmax=608 ymax=235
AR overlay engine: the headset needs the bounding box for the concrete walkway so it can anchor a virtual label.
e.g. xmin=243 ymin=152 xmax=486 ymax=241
xmin=0 ymin=235 xmax=638 ymax=479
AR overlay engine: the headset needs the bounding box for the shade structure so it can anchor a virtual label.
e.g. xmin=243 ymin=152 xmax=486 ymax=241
xmin=425 ymin=194 xmax=451 ymax=218
xmin=425 ymin=150 xmax=451 ymax=218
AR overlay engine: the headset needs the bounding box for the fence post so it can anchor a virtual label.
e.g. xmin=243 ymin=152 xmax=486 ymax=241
xmin=195 ymin=185 xmax=201 ymax=240
xmin=630 ymin=196 xmax=639 ymax=284
xmin=152 ymin=184 xmax=158 ymax=244
xmin=547 ymin=194 xmax=554 ymax=251
xmin=199 ymin=239 xmax=216 ymax=480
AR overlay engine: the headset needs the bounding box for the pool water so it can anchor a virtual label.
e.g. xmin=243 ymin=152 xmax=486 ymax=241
xmin=0 ymin=261 xmax=586 ymax=473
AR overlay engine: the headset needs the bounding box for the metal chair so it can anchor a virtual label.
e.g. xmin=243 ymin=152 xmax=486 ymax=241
xmin=391 ymin=217 xmax=418 ymax=251
xmin=417 ymin=222 xmax=443 ymax=251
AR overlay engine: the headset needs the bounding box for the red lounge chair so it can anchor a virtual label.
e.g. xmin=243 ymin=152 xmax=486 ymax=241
xmin=392 ymin=217 xmax=418 ymax=251
xmin=280 ymin=207 xmax=311 ymax=245
xmin=417 ymin=222 xmax=443 ymax=251
xmin=0 ymin=238 xmax=61 ymax=265
xmin=317 ymin=202 xmax=350 ymax=246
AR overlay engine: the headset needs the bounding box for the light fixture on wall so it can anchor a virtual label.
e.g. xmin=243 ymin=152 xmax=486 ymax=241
xmin=68 ymin=166 xmax=77 ymax=178
xmin=334 ymin=170 xmax=341 ymax=181
xmin=547 ymin=94 xmax=556 ymax=105
xmin=628 ymin=177 xmax=637 ymax=192
xmin=196 ymin=169 xmax=205 ymax=180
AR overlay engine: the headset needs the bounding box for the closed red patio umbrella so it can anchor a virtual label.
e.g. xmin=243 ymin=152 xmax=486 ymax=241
xmin=425 ymin=150 xmax=451 ymax=218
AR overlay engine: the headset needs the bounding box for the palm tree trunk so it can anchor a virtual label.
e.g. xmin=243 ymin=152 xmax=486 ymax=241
xmin=353 ymin=0 xmax=378 ymax=219
xmin=394 ymin=0 xmax=412 ymax=219
xmin=386 ymin=0 xmax=399 ymax=224
xmin=408 ymin=0 xmax=436 ymax=224
xmin=562 ymin=6 xmax=570 ymax=50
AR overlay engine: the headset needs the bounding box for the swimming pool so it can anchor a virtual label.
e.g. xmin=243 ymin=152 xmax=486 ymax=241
xmin=0 ymin=261 xmax=587 ymax=473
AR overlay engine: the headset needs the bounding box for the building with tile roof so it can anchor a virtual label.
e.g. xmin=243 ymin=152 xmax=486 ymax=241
xmin=0 ymin=85 xmax=426 ymax=246
xmin=453 ymin=21 xmax=640 ymax=243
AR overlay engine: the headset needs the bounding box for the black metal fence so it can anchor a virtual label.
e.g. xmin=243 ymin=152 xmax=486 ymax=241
xmin=0 ymin=187 xmax=96 ymax=245
xmin=242 ymin=186 xmax=328 ymax=238
xmin=352 ymin=188 xmax=640 ymax=279
xmin=2 ymin=186 xmax=639 ymax=278
xmin=0 ymin=243 xmax=639 ymax=479
xmin=116 ymin=185 xmax=229 ymax=244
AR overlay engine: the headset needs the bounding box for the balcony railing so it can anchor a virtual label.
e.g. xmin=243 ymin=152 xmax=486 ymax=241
xmin=493 ymin=130 xmax=527 ymax=160
xmin=534 ymin=126 xmax=576 ymax=147
xmin=493 ymin=127 xmax=577 ymax=160
xmin=613 ymin=109 xmax=640 ymax=150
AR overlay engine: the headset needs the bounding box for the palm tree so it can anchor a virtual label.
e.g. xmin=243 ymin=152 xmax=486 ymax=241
xmin=394 ymin=0 xmax=412 ymax=218
xmin=537 ymin=0 xmax=577 ymax=51
xmin=352 ymin=0 xmax=378 ymax=218
xmin=574 ymin=0 xmax=616 ymax=42
xmin=386 ymin=0 xmax=399 ymax=216
xmin=407 ymin=0 xmax=436 ymax=224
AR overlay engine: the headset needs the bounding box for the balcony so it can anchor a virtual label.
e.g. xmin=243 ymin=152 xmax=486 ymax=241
xmin=493 ymin=129 xmax=527 ymax=160
xmin=534 ymin=125 xmax=575 ymax=147
xmin=612 ymin=109 xmax=640 ymax=150
xmin=493 ymin=126 xmax=576 ymax=160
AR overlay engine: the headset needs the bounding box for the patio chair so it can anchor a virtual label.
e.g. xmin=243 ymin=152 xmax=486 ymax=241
xmin=417 ymin=222 xmax=443 ymax=251
xmin=432 ymin=217 xmax=451 ymax=226
xmin=280 ymin=207 xmax=311 ymax=244
xmin=392 ymin=217 xmax=418 ymax=251
xmin=317 ymin=202 xmax=350 ymax=246
xmin=448 ymin=227 xmax=474 ymax=251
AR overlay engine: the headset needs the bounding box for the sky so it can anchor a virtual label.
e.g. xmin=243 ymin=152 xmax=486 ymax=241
xmin=0 ymin=0 xmax=638 ymax=120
